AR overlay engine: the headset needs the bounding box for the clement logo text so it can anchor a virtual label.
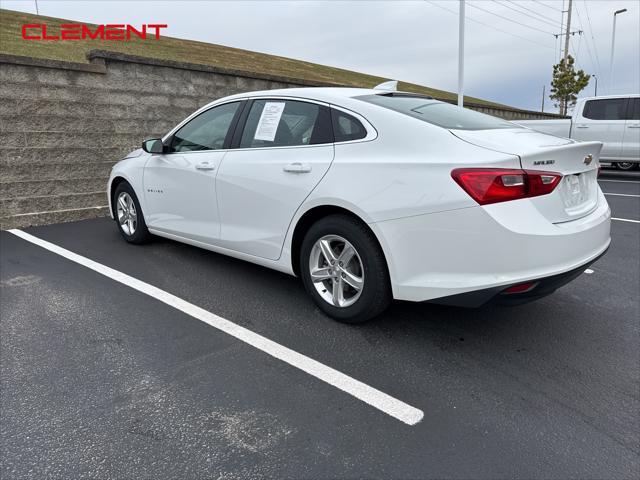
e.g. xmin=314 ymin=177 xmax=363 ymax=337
xmin=21 ymin=24 xmax=168 ymax=41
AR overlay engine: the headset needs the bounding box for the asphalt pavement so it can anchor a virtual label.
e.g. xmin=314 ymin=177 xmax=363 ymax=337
xmin=1 ymin=173 xmax=638 ymax=479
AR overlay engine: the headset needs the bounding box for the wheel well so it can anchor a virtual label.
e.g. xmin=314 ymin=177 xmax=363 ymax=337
xmin=290 ymin=205 xmax=387 ymax=278
xmin=109 ymin=177 xmax=128 ymax=214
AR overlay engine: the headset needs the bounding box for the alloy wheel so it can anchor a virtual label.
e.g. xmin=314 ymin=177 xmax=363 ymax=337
xmin=116 ymin=192 xmax=137 ymax=236
xmin=309 ymin=235 xmax=364 ymax=308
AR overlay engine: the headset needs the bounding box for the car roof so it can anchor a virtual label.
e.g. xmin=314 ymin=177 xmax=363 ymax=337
xmin=206 ymin=87 xmax=437 ymax=113
xmin=218 ymin=87 xmax=380 ymax=104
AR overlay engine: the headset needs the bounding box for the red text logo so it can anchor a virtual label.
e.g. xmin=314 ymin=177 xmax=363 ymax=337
xmin=21 ymin=24 xmax=168 ymax=41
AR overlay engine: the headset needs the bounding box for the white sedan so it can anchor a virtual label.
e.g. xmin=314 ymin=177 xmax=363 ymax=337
xmin=108 ymin=85 xmax=611 ymax=323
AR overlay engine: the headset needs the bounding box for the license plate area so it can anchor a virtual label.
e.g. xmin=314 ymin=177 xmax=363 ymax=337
xmin=558 ymin=171 xmax=597 ymax=215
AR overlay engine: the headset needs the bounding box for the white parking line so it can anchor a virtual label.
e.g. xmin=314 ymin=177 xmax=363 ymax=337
xmin=612 ymin=218 xmax=640 ymax=224
xmin=604 ymin=193 xmax=640 ymax=198
xmin=8 ymin=229 xmax=423 ymax=426
xmin=599 ymin=179 xmax=640 ymax=184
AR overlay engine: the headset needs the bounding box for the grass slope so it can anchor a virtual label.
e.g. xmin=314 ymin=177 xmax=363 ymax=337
xmin=1 ymin=8 xmax=507 ymax=108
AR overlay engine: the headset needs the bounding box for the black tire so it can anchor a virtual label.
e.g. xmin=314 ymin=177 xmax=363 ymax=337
xmin=615 ymin=162 xmax=638 ymax=171
xmin=113 ymin=182 xmax=152 ymax=244
xmin=300 ymin=214 xmax=391 ymax=323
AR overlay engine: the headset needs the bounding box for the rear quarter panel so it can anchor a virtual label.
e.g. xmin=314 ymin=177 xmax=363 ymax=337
xmin=306 ymin=107 xmax=521 ymax=223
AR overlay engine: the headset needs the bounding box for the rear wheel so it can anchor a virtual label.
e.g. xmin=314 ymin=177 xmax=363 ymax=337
xmin=300 ymin=214 xmax=391 ymax=323
xmin=615 ymin=162 xmax=638 ymax=171
xmin=114 ymin=182 xmax=151 ymax=244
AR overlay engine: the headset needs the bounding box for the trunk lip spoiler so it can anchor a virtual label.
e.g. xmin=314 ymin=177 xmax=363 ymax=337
xmin=448 ymin=129 xmax=603 ymax=168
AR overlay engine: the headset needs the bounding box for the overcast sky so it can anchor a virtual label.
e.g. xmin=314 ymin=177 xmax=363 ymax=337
xmin=3 ymin=0 xmax=639 ymax=112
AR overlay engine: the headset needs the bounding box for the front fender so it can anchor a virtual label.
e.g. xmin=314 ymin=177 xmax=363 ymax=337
xmin=107 ymin=152 xmax=149 ymax=220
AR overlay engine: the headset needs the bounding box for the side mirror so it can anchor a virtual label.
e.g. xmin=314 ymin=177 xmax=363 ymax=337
xmin=142 ymin=138 xmax=165 ymax=154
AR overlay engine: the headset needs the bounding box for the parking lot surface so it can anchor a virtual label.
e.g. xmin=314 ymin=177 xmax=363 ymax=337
xmin=1 ymin=174 xmax=638 ymax=479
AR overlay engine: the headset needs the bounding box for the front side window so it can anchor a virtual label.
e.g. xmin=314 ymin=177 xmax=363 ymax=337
xmin=239 ymin=100 xmax=331 ymax=148
xmin=357 ymin=94 xmax=517 ymax=130
xmin=582 ymin=98 xmax=628 ymax=120
xmin=170 ymin=102 xmax=240 ymax=152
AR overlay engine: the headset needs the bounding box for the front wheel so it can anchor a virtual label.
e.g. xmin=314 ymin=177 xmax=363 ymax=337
xmin=300 ymin=215 xmax=391 ymax=323
xmin=615 ymin=162 xmax=638 ymax=171
xmin=113 ymin=182 xmax=151 ymax=244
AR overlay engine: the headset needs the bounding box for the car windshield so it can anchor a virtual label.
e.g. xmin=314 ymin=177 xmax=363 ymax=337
xmin=357 ymin=94 xmax=519 ymax=130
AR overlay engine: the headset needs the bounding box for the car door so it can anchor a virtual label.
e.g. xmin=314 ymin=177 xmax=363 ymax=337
xmin=216 ymin=98 xmax=334 ymax=260
xmin=622 ymin=97 xmax=640 ymax=160
xmin=143 ymin=101 xmax=243 ymax=244
xmin=573 ymin=97 xmax=628 ymax=160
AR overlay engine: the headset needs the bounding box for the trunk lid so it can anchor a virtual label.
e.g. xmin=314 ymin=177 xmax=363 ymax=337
xmin=451 ymin=128 xmax=603 ymax=223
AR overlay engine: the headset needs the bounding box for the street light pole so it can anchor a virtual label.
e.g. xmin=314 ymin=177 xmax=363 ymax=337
xmin=593 ymin=75 xmax=598 ymax=97
xmin=458 ymin=0 xmax=465 ymax=107
xmin=609 ymin=8 xmax=627 ymax=93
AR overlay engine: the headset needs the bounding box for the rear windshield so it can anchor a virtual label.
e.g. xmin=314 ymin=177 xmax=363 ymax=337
xmin=357 ymin=94 xmax=518 ymax=130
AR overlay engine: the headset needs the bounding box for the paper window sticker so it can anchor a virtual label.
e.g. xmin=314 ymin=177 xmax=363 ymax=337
xmin=254 ymin=102 xmax=286 ymax=141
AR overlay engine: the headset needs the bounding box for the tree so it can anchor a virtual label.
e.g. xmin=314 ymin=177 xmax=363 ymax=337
xmin=550 ymin=55 xmax=590 ymax=116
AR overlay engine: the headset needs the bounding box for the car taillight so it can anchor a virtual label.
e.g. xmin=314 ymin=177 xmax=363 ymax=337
xmin=451 ymin=168 xmax=562 ymax=205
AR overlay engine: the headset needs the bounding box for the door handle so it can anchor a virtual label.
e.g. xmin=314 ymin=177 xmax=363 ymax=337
xmin=576 ymin=125 xmax=589 ymax=129
xmin=283 ymin=162 xmax=312 ymax=173
xmin=628 ymin=124 xmax=640 ymax=128
xmin=195 ymin=162 xmax=215 ymax=171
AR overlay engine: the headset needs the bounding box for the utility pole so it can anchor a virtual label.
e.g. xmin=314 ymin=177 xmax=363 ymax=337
xmin=593 ymin=75 xmax=598 ymax=96
xmin=541 ymin=85 xmax=545 ymax=112
xmin=552 ymin=0 xmax=582 ymax=114
xmin=458 ymin=0 xmax=465 ymax=107
xmin=563 ymin=0 xmax=573 ymax=63
xmin=560 ymin=0 xmax=573 ymax=115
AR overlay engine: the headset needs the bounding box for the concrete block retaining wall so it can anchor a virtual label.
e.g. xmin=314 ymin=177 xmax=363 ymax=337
xmin=0 ymin=50 xmax=564 ymax=229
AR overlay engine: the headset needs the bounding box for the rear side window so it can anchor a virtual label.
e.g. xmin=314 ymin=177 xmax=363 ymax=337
xmin=170 ymin=102 xmax=240 ymax=152
xmin=239 ymin=100 xmax=332 ymax=148
xmin=356 ymin=94 xmax=516 ymax=130
xmin=582 ymin=98 xmax=628 ymax=120
xmin=332 ymin=109 xmax=367 ymax=142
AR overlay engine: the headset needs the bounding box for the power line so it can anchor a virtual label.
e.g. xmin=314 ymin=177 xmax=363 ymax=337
xmin=582 ymin=0 xmax=603 ymax=76
xmin=571 ymin=29 xmax=583 ymax=62
xmin=579 ymin=25 xmax=597 ymax=74
xmin=533 ymin=0 xmax=564 ymax=13
xmin=424 ymin=0 xmax=556 ymax=50
xmin=467 ymin=2 xmax=557 ymax=36
xmin=572 ymin=3 xmax=597 ymax=75
xmin=557 ymin=0 xmax=566 ymax=62
xmin=501 ymin=0 xmax=561 ymax=26
xmin=493 ymin=0 xmax=564 ymax=30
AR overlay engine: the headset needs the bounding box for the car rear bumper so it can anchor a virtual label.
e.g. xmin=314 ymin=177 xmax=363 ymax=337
xmin=371 ymin=189 xmax=611 ymax=303
xmin=428 ymin=247 xmax=608 ymax=307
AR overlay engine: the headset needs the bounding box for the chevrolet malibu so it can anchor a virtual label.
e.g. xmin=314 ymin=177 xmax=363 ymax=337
xmin=108 ymin=85 xmax=611 ymax=323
